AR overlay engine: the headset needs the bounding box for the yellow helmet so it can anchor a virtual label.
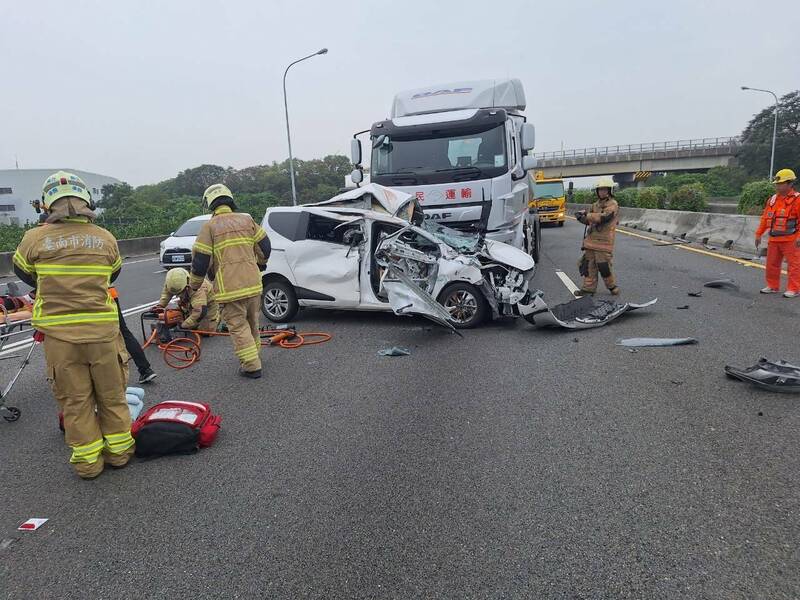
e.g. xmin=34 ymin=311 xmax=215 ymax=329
xmin=41 ymin=171 xmax=92 ymax=209
xmin=164 ymin=268 xmax=190 ymax=295
xmin=593 ymin=176 xmax=616 ymax=192
xmin=202 ymin=183 xmax=234 ymax=209
xmin=773 ymin=168 xmax=796 ymax=184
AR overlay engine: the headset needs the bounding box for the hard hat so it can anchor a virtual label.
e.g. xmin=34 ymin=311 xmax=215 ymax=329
xmin=202 ymin=183 xmax=233 ymax=209
xmin=165 ymin=268 xmax=190 ymax=295
xmin=773 ymin=168 xmax=797 ymax=184
xmin=41 ymin=171 xmax=92 ymax=209
xmin=593 ymin=176 xmax=616 ymax=191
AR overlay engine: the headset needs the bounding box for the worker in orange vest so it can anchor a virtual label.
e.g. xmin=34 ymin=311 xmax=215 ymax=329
xmin=756 ymin=169 xmax=800 ymax=298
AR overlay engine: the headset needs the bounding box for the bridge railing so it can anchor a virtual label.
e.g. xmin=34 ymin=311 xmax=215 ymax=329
xmin=534 ymin=136 xmax=741 ymax=161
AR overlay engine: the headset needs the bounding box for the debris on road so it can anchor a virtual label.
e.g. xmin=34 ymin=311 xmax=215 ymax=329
xmin=18 ymin=518 xmax=48 ymax=531
xmin=676 ymin=305 xmax=690 ymax=310
xmin=704 ymin=279 xmax=740 ymax=291
xmin=688 ymin=291 xmax=703 ymax=297
xmin=724 ymin=358 xmax=800 ymax=393
xmin=616 ymin=337 xmax=698 ymax=347
xmin=520 ymin=293 xmax=657 ymax=330
xmin=378 ymin=346 xmax=411 ymax=357
xmin=654 ymin=241 xmax=687 ymax=247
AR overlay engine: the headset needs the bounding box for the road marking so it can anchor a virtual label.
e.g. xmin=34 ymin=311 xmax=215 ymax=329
xmin=566 ymin=216 xmax=787 ymax=274
xmin=555 ymin=270 xmax=579 ymax=294
xmin=0 ymin=301 xmax=157 ymax=358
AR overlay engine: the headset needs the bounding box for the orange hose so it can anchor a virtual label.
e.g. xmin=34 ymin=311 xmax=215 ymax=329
xmin=142 ymin=325 xmax=331 ymax=370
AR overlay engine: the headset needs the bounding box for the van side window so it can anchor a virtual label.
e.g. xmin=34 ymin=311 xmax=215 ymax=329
xmin=306 ymin=214 xmax=353 ymax=245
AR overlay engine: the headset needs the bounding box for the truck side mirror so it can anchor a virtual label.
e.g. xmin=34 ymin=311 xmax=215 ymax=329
xmin=350 ymin=168 xmax=364 ymax=185
xmin=522 ymin=155 xmax=537 ymax=171
xmin=350 ymin=139 xmax=362 ymax=166
xmin=521 ymin=123 xmax=536 ymax=151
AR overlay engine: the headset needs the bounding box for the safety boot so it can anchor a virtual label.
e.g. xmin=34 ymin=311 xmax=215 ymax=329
xmin=240 ymin=368 xmax=262 ymax=379
xmin=104 ymin=447 xmax=134 ymax=469
xmin=608 ymin=286 xmax=621 ymax=296
xmin=75 ymin=456 xmax=105 ymax=480
xmin=574 ymin=289 xmax=595 ymax=297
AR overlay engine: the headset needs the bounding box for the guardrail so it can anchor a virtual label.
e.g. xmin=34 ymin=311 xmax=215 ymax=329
xmin=534 ymin=137 xmax=741 ymax=162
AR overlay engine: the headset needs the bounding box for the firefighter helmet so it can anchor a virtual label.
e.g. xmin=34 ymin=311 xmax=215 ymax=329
xmin=773 ymin=168 xmax=797 ymax=184
xmin=41 ymin=171 xmax=92 ymax=209
xmin=202 ymin=183 xmax=234 ymax=209
xmin=593 ymin=176 xmax=616 ymax=194
xmin=165 ymin=268 xmax=190 ymax=295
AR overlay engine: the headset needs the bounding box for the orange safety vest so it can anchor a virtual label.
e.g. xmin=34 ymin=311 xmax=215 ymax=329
xmin=757 ymin=191 xmax=800 ymax=242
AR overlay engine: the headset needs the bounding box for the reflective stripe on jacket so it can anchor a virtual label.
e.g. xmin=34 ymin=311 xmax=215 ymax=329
xmin=756 ymin=192 xmax=800 ymax=242
xmin=13 ymin=219 xmax=121 ymax=342
xmin=190 ymin=206 xmax=267 ymax=303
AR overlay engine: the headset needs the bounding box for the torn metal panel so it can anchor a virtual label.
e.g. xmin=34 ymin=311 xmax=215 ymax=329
xmin=518 ymin=292 xmax=657 ymax=329
xmin=616 ymin=337 xmax=698 ymax=347
xmin=725 ymin=358 xmax=800 ymax=393
xmin=382 ymin=266 xmax=460 ymax=335
xmin=307 ymin=183 xmax=418 ymax=221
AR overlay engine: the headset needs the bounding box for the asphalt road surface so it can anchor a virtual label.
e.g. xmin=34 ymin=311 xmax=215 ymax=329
xmin=1 ymin=221 xmax=798 ymax=599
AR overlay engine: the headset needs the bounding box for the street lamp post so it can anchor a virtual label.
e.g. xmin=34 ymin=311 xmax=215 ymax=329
xmin=283 ymin=48 xmax=328 ymax=205
xmin=741 ymin=86 xmax=779 ymax=179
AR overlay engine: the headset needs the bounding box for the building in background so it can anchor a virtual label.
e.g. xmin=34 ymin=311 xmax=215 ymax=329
xmin=0 ymin=169 xmax=122 ymax=225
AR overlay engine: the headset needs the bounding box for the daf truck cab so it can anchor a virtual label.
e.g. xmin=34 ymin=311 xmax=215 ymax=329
xmin=530 ymin=171 xmax=566 ymax=226
xmin=349 ymin=79 xmax=540 ymax=261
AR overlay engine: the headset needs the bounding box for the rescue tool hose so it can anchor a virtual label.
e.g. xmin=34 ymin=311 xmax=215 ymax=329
xmin=141 ymin=325 xmax=332 ymax=370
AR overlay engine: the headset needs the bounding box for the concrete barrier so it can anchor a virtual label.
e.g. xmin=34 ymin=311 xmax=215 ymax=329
xmin=0 ymin=235 xmax=165 ymax=277
xmin=567 ymin=204 xmax=761 ymax=253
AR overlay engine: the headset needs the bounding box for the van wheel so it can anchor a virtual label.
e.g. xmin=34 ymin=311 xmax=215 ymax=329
xmin=438 ymin=283 xmax=487 ymax=329
xmin=524 ymin=220 xmax=541 ymax=263
xmin=262 ymin=280 xmax=299 ymax=322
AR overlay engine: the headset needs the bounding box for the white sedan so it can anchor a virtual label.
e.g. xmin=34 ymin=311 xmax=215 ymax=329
xmin=159 ymin=214 xmax=211 ymax=269
xmin=259 ymin=184 xmax=536 ymax=329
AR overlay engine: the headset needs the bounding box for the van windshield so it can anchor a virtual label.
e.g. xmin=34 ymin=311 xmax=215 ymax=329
xmin=371 ymin=123 xmax=507 ymax=185
xmin=174 ymin=219 xmax=206 ymax=237
xmin=421 ymin=221 xmax=480 ymax=253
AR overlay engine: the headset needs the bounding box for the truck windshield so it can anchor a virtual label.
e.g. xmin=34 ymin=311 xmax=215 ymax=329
xmin=372 ymin=123 xmax=507 ymax=183
xmin=533 ymin=182 xmax=565 ymax=200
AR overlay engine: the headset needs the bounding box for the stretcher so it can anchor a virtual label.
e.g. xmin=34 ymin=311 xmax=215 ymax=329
xmin=0 ymin=331 xmax=43 ymax=422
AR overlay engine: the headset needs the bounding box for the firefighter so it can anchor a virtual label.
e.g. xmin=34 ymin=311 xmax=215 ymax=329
xmin=190 ymin=184 xmax=271 ymax=378
xmin=13 ymin=171 xmax=133 ymax=479
xmin=574 ymin=176 xmax=620 ymax=296
xmin=756 ymin=169 xmax=800 ymax=298
xmin=157 ymin=267 xmax=220 ymax=331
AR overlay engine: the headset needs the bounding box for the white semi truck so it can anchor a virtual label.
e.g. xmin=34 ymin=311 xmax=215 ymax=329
xmin=349 ymin=78 xmax=539 ymax=259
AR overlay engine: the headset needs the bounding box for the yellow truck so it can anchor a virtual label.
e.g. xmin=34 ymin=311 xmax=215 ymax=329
xmin=529 ymin=171 xmax=566 ymax=226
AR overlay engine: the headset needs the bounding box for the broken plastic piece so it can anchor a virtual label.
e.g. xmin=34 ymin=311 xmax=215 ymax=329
xmin=704 ymin=279 xmax=739 ymax=291
xmin=378 ymin=346 xmax=411 ymax=357
xmin=520 ymin=292 xmax=657 ymax=330
xmin=676 ymin=305 xmax=689 ymax=310
xmin=688 ymin=291 xmax=702 ymax=297
xmin=724 ymin=358 xmax=800 ymax=393
xmin=616 ymin=337 xmax=698 ymax=347
xmin=18 ymin=518 xmax=48 ymax=531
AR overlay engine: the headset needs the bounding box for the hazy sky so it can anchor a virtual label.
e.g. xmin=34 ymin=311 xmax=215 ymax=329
xmin=2 ymin=0 xmax=795 ymax=186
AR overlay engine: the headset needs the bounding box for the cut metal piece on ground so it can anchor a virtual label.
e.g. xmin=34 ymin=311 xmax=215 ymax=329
xmin=616 ymin=337 xmax=698 ymax=347
xmin=378 ymin=346 xmax=411 ymax=357
xmin=676 ymin=305 xmax=690 ymax=310
xmin=688 ymin=291 xmax=703 ymax=297
xmin=704 ymin=279 xmax=740 ymax=291
xmin=724 ymin=358 xmax=800 ymax=393
xmin=520 ymin=292 xmax=657 ymax=330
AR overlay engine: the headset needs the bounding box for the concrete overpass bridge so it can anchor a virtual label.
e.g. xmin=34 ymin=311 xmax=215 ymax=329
xmin=534 ymin=137 xmax=740 ymax=184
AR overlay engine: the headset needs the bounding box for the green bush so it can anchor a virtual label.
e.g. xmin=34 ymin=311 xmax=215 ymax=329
xmin=572 ymin=189 xmax=595 ymax=205
xmin=737 ymin=180 xmax=774 ymax=215
xmin=615 ymin=188 xmax=639 ymax=208
xmin=668 ymin=183 xmax=708 ymax=212
xmin=636 ymin=186 xmax=666 ymax=209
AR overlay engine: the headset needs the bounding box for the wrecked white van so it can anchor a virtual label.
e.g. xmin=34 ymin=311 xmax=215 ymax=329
xmin=260 ymin=184 xmax=536 ymax=329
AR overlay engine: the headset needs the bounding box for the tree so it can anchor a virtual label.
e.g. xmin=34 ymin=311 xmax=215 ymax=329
xmin=738 ymin=90 xmax=800 ymax=178
xmin=98 ymin=182 xmax=134 ymax=211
